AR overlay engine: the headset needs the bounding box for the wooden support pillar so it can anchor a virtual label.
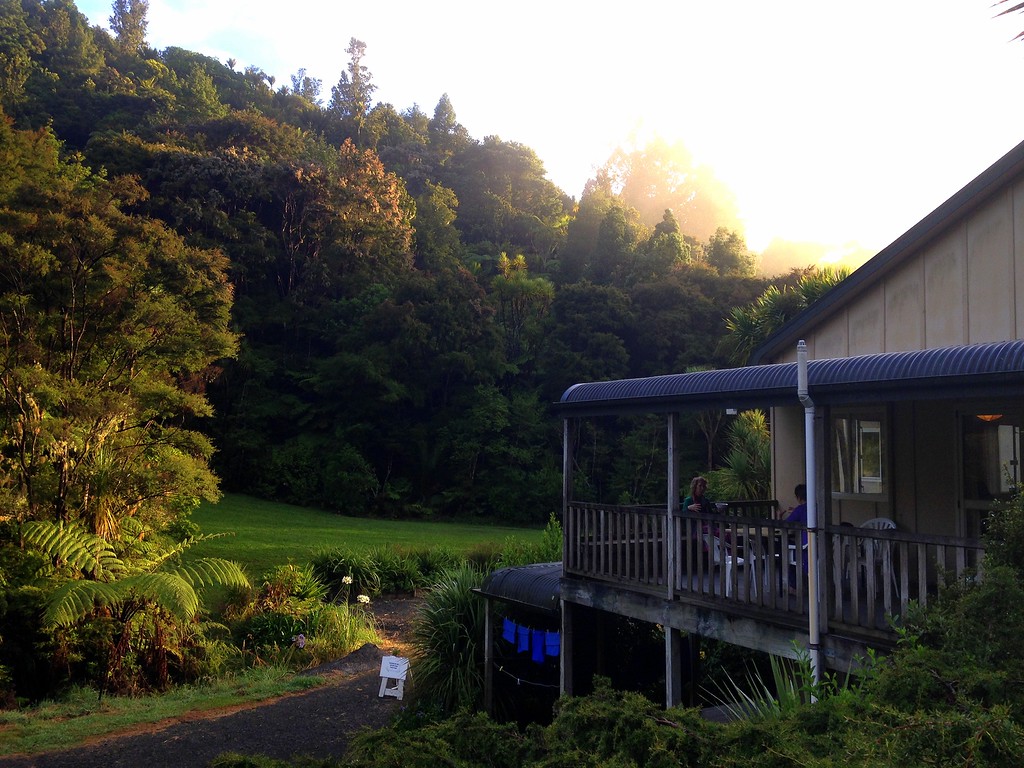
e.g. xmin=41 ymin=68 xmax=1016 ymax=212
xmin=561 ymin=419 xmax=575 ymax=698
xmin=560 ymin=599 xmax=574 ymax=696
xmin=813 ymin=404 xmax=830 ymax=640
xmin=667 ymin=413 xmax=681 ymax=598
xmin=665 ymin=626 xmax=684 ymax=708
xmin=688 ymin=634 xmax=701 ymax=707
xmin=484 ymin=595 xmax=494 ymax=714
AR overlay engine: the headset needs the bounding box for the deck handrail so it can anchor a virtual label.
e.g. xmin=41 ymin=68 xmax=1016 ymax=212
xmin=564 ymin=501 xmax=986 ymax=640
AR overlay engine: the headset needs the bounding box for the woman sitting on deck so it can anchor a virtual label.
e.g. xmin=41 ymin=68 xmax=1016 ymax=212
xmin=683 ymin=476 xmax=715 ymax=514
xmin=779 ymin=484 xmax=809 ymax=583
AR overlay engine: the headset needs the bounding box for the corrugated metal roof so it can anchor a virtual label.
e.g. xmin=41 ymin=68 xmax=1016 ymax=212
xmin=477 ymin=562 xmax=561 ymax=615
xmin=558 ymin=339 xmax=1024 ymax=416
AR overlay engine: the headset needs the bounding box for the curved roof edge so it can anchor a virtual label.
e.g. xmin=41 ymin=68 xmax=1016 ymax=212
xmin=558 ymin=339 xmax=1024 ymax=417
xmin=477 ymin=562 xmax=561 ymax=615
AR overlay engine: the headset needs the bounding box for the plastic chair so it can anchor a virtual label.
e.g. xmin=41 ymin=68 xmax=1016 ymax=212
xmin=860 ymin=517 xmax=896 ymax=530
xmin=704 ymin=533 xmax=762 ymax=597
xmin=859 ymin=518 xmax=898 ymax=595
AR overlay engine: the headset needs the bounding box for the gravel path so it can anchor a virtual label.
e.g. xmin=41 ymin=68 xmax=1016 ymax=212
xmin=0 ymin=597 xmax=422 ymax=768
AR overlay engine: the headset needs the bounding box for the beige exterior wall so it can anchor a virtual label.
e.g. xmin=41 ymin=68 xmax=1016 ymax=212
xmin=766 ymin=178 xmax=1024 ymax=534
xmin=923 ymin=228 xmax=966 ymax=347
xmin=796 ymin=181 xmax=1023 ymax=359
xmin=770 ymin=406 xmax=805 ymax=511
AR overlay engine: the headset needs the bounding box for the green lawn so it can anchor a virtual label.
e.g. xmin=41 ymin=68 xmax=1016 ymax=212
xmin=189 ymin=493 xmax=543 ymax=578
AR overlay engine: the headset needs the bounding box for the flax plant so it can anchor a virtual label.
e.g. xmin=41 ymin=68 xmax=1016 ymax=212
xmin=408 ymin=564 xmax=486 ymax=713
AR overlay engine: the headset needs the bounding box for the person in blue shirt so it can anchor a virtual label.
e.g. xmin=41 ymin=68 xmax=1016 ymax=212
xmin=782 ymin=484 xmax=809 ymax=583
xmin=783 ymin=484 xmax=807 ymax=526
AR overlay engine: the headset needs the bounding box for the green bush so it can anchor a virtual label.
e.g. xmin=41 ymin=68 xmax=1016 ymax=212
xmin=365 ymin=545 xmax=421 ymax=594
xmin=310 ymin=544 xmax=477 ymax=599
xmin=302 ymin=603 xmax=379 ymax=664
xmin=407 ymin=546 xmax=463 ymax=586
xmin=462 ymin=541 xmax=503 ymax=571
xmin=867 ymin=488 xmax=1024 ymax=720
xmin=309 ymin=548 xmax=382 ymax=601
xmin=409 ymin=564 xmax=487 ymax=714
xmin=240 ymin=612 xmax=307 ymax=652
xmin=224 ymin=563 xmax=378 ymax=668
xmin=496 ymin=513 xmax=562 ymax=568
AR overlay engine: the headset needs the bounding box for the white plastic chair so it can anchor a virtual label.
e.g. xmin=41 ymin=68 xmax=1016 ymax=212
xmin=704 ymin=533 xmax=761 ymax=597
xmin=859 ymin=518 xmax=898 ymax=595
xmin=860 ymin=517 xmax=896 ymax=530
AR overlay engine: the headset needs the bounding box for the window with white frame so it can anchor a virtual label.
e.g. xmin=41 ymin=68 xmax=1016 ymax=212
xmin=831 ymin=413 xmax=886 ymax=496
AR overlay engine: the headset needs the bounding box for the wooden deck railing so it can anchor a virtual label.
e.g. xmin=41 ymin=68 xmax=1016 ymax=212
xmin=564 ymin=501 xmax=985 ymax=639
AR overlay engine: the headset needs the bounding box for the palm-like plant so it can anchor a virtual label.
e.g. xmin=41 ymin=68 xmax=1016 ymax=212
xmin=22 ymin=520 xmax=249 ymax=695
xmin=995 ymin=0 xmax=1024 ymax=40
xmin=721 ymin=267 xmax=849 ymax=365
xmin=708 ymin=410 xmax=771 ymax=500
xmin=704 ymin=651 xmax=810 ymax=721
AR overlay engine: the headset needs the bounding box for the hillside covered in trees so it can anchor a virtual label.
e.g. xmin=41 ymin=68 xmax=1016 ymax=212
xmin=0 ymin=0 xmax=841 ymax=528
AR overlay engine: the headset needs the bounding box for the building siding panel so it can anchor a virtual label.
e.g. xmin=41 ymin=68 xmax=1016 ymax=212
xmin=924 ymin=227 xmax=968 ymax=347
xmin=966 ymin=192 xmax=1015 ymax=343
xmin=848 ymin=284 xmax=884 ymax=355
xmin=884 ymin=256 xmax=925 ymax=351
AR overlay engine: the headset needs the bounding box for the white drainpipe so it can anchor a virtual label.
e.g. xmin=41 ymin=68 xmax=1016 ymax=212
xmin=797 ymin=340 xmax=822 ymax=689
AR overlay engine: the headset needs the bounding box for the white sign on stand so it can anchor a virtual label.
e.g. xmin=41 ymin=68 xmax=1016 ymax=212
xmin=378 ymin=655 xmax=409 ymax=700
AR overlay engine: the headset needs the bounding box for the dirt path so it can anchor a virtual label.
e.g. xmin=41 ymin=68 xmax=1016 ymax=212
xmin=0 ymin=597 xmax=423 ymax=768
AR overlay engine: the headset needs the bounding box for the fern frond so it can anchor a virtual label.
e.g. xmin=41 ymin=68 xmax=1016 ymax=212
xmin=168 ymin=558 xmax=250 ymax=591
xmin=43 ymin=579 xmax=125 ymax=627
xmin=120 ymin=573 xmax=199 ymax=621
xmin=22 ymin=521 xmax=125 ymax=580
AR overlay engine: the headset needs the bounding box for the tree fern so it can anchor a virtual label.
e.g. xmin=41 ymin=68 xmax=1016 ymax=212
xmin=43 ymin=579 xmax=126 ymax=627
xmin=22 ymin=521 xmax=124 ymax=580
xmin=169 ymin=557 xmax=249 ymax=592
xmin=24 ymin=518 xmax=251 ymax=694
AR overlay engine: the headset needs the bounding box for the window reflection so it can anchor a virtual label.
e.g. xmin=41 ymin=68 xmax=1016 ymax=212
xmin=832 ymin=415 xmax=885 ymax=495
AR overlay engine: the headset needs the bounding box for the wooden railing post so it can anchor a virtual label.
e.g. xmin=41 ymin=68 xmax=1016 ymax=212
xmin=667 ymin=413 xmax=680 ymax=598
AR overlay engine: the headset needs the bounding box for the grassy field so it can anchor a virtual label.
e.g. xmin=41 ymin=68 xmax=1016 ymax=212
xmin=189 ymin=493 xmax=544 ymax=578
xmin=0 ymin=496 xmax=546 ymax=756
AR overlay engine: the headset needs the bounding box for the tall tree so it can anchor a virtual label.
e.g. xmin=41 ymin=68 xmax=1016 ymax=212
xmin=289 ymin=67 xmax=322 ymax=103
xmin=600 ymin=137 xmax=741 ymax=241
xmin=703 ymin=227 xmax=755 ymax=276
xmin=0 ymin=2 xmax=44 ymax=113
xmin=592 ymin=204 xmax=646 ymax=285
xmin=491 ymin=253 xmax=554 ymax=362
xmin=428 ymin=92 xmax=469 ymax=161
xmin=329 ymin=38 xmax=376 ymax=143
xmin=109 ymin=0 xmax=149 ymax=55
xmin=0 ymin=120 xmax=237 ymax=534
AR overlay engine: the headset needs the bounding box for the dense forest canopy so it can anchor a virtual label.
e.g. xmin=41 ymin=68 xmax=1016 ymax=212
xmin=0 ymin=0 xmax=844 ymax=528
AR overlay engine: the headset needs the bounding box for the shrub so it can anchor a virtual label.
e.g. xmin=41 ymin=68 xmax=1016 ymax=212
xmin=463 ymin=541 xmax=502 ymax=571
xmin=302 ymin=603 xmax=379 ymax=664
xmin=224 ymin=563 xmax=378 ymax=668
xmin=309 ymin=548 xmax=382 ymax=602
xmin=408 ymin=564 xmax=487 ymax=714
xmin=365 ymin=545 xmax=421 ymax=594
xmin=345 ymin=710 xmax=529 ymax=768
xmin=496 ymin=513 xmax=562 ymax=567
xmin=408 ymin=547 xmax=463 ymax=586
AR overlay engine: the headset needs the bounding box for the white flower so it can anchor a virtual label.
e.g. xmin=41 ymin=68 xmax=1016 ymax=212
xmin=356 ymin=594 xmax=371 ymax=604
xmin=342 ymin=576 xmax=353 ymax=585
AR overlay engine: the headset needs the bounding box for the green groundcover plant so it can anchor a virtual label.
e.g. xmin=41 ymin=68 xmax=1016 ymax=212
xmin=212 ymin=491 xmax=1024 ymax=767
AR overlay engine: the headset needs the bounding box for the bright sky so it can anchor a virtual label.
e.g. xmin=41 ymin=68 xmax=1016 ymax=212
xmin=78 ymin=0 xmax=1024 ymax=259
